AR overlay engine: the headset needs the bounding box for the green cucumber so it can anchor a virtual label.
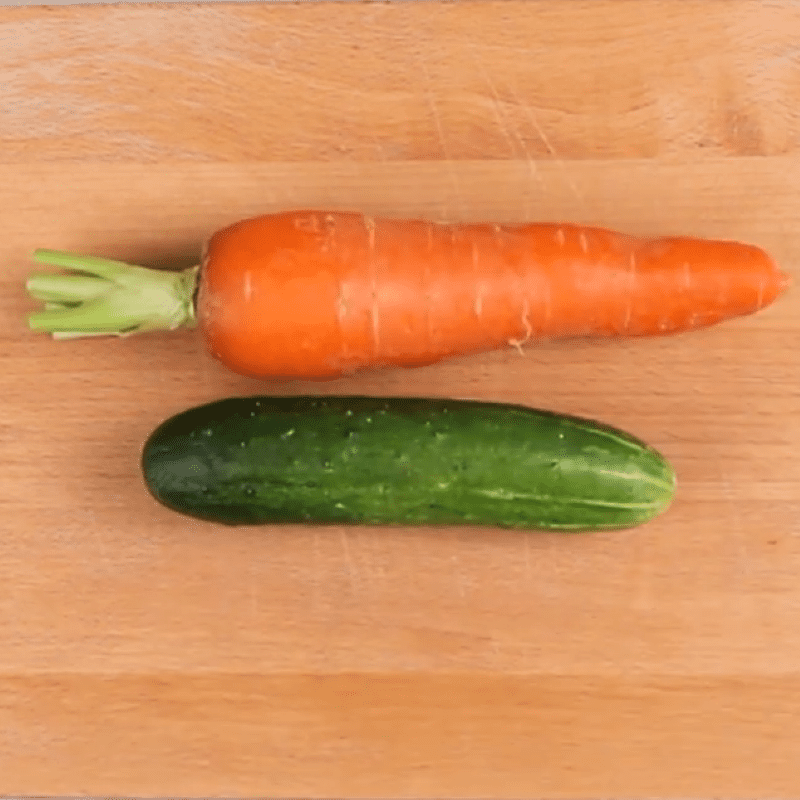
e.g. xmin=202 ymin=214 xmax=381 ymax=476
xmin=141 ymin=395 xmax=675 ymax=530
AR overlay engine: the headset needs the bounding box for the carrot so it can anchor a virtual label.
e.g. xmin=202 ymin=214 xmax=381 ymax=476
xmin=25 ymin=210 xmax=791 ymax=379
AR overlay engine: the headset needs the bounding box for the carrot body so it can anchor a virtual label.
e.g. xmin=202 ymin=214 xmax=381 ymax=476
xmin=198 ymin=211 xmax=790 ymax=379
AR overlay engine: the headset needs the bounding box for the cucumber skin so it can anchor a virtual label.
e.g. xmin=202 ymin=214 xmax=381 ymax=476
xmin=141 ymin=395 xmax=675 ymax=531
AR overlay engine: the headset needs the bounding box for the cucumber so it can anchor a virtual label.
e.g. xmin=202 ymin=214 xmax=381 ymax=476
xmin=141 ymin=395 xmax=675 ymax=530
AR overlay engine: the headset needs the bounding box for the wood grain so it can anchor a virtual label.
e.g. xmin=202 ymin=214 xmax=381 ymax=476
xmin=2 ymin=1 xmax=800 ymax=797
xmin=3 ymin=0 xmax=800 ymax=163
xmin=5 ymin=674 xmax=800 ymax=797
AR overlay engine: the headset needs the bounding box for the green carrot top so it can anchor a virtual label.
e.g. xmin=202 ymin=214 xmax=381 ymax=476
xmin=25 ymin=249 xmax=199 ymax=339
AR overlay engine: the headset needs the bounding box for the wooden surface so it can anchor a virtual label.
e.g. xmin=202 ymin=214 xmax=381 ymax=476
xmin=2 ymin=0 xmax=800 ymax=796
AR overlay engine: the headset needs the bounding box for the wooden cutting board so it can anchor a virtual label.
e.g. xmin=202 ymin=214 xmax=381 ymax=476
xmin=2 ymin=0 xmax=799 ymax=796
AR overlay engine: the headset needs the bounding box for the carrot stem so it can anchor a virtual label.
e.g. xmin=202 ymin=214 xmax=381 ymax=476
xmin=26 ymin=250 xmax=199 ymax=338
xmin=27 ymin=273 xmax=110 ymax=303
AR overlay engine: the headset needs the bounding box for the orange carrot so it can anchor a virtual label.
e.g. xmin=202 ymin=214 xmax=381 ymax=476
xmin=26 ymin=211 xmax=791 ymax=379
